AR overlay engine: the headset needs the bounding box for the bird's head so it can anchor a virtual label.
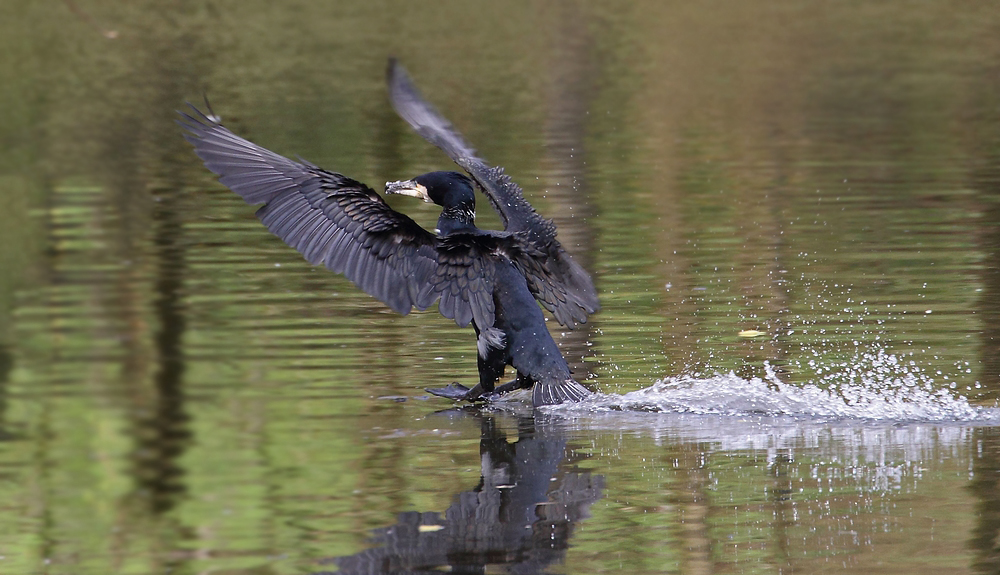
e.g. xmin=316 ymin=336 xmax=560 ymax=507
xmin=385 ymin=171 xmax=475 ymax=209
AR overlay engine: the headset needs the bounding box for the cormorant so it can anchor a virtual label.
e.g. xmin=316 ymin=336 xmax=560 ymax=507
xmin=179 ymin=60 xmax=599 ymax=406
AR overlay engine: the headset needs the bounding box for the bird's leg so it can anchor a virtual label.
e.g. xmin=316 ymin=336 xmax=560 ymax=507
xmin=473 ymin=373 xmax=534 ymax=402
xmin=491 ymin=373 xmax=534 ymax=396
xmin=491 ymin=379 xmax=521 ymax=395
xmin=427 ymin=372 xmax=532 ymax=403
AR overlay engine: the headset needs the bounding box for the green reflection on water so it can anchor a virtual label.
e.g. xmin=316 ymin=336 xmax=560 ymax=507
xmin=2 ymin=0 xmax=1000 ymax=573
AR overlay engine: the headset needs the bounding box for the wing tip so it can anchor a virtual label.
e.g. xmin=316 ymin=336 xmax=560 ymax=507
xmin=386 ymin=56 xmax=400 ymax=81
xmin=386 ymin=57 xmax=415 ymax=105
xmin=176 ymin=99 xmax=224 ymax=142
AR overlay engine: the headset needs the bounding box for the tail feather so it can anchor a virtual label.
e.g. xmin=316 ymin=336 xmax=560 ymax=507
xmin=532 ymin=379 xmax=592 ymax=407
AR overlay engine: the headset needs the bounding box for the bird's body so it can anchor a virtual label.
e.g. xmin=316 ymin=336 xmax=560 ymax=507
xmin=483 ymin=261 xmax=589 ymax=404
xmin=180 ymin=60 xmax=597 ymax=406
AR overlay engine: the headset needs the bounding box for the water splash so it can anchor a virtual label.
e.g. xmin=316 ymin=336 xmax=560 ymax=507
xmin=546 ymin=355 xmax=1000 ymax=423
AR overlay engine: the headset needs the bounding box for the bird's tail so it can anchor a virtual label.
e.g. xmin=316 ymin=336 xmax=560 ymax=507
xmin=533 ymin=378 xmax=592 ymax=407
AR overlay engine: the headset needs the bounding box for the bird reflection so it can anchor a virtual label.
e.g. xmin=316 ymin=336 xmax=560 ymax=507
xmin=324 ymin=410 xmax=604 ymax=574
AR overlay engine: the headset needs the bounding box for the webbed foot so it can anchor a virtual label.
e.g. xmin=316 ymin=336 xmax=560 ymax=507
xmin=426 ymin=382 xmax=487 ymax=402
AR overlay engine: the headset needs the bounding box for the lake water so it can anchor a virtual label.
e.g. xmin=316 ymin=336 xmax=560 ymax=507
xmin=3 ymin=1 xmax=1000 ymax=573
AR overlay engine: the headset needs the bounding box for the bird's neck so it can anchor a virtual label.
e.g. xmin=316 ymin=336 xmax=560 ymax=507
xmin=437 ymin=204 xmax=476 ymax=235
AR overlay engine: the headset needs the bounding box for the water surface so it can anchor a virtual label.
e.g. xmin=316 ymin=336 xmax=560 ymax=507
xmin=2 ymin=1 xmax=1000 ymax=573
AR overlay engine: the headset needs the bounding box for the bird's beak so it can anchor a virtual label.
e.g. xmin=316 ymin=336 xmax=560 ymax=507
xmin=385 ymin=180 xmax=431 ymax=202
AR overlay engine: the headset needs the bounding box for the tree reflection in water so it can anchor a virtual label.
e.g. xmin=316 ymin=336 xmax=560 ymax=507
xmin=324 ymin=410 xmax=603 ymax=574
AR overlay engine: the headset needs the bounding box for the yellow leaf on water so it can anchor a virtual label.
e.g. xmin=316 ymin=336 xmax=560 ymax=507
xmin=737 ymin=330 xmax=765 ymax=338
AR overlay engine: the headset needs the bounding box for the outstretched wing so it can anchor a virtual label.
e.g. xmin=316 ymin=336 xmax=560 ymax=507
xmin=179 ymin=104 xmax=495 ymax=329
xmin=386 ymin=59 xmax=599 ymax=327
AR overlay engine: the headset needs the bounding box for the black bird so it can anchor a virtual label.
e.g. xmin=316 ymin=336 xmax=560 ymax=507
xmin=178 ymin=60 xmax=599 ymax=406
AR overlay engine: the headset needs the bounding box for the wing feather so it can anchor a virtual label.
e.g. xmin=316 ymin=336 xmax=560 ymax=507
xmin=386 ymin=60 xmax=599 ymax=327
xmin=180 ymin=104 xmax=496 ymax=327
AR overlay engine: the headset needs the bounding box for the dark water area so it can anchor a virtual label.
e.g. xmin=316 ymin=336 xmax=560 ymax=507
xmin=3 ymin=1 xmax=1000 ymax=573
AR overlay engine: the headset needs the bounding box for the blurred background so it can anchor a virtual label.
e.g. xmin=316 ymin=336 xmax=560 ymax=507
xmin=2 ymin=1 xmax=1000 ymax=573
